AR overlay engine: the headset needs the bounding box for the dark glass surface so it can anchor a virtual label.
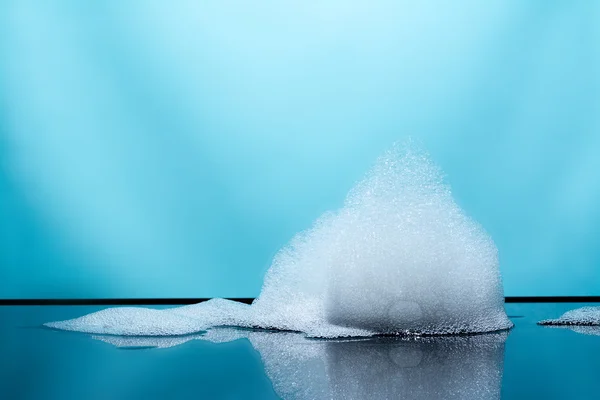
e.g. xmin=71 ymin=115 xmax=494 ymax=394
xmin=1 ymin=303 xmax=599 ymax=399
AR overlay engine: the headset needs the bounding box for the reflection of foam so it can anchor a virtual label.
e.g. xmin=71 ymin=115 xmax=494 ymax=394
xmin=543 ymin=325 xmax=600 ymax=337
xmin=569 ymin=326 xmax=600 ymax=336
xmin=93 ymin=334 xmax=205 ymax=349
xmin=90 ymin=328 xmax=507 ymax=400
xmin=324 ymin=335 xmax=506 ymax=400
xmin=47 ymin=143 xmax=512 ymax=337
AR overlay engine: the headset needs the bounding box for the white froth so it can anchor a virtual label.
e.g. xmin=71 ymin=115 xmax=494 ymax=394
xmin=323 ymin=145 xmax=510 ymax=334
xmin=44 ymin=307 xmax=205 ymax=336
xmin=45 ymin=142 xmax=512 ymax=337
xmin=538 ymin=306 xmax=600 ymax=326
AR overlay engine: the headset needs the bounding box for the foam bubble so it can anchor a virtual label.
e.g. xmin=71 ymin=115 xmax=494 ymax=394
xmin=46 ymin=142 xmax=512 ymax=337
xmin=538 ymin=306 xmax=600 ymax=326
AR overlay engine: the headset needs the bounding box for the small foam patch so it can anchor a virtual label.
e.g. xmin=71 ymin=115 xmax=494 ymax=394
xmin=45 ymin=307 xmax=205 ymax=336
xmin=538 ymin=306 xmax=600 ymax=326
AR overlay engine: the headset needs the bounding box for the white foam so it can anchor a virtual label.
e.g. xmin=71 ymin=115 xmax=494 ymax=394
xmin=45 ymin=307 xmax=205 ymax=336
xmin=46 ymin=142 xmax=512 ymax=337
xmin=538 ymin=306 xmax=600 ymax=326
xmin=322 ymin=145 xmax=510 ymax=334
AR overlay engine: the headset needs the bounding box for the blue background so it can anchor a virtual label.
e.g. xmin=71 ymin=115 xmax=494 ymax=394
xmin=1 ymin=1 xmax=599 ymax=299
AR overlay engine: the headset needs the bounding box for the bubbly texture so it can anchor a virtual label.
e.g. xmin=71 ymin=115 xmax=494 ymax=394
xmin=45 ymin=307 xmax=206 ymax=336
xmin=46 ymin=143 xmax=512 ymax=337
xmin=538 ymin=306 xmax=600 ymax=326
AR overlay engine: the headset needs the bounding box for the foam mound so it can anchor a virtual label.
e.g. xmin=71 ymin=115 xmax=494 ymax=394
xmin=46 ymin=142 xmax=512 ymax=337
xmin=538 ymin=306 xmax=600 ymax=326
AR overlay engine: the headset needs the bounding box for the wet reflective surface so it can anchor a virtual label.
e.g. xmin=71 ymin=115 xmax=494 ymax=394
xmin=2 ymin=303 xmax=600 ymax=399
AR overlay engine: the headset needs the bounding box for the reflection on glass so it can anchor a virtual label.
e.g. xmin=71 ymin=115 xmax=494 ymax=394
xmin=544 ymin=326 xmax=600 ymax=337
xmin=91 ymin=329 xmax=508 ymax=400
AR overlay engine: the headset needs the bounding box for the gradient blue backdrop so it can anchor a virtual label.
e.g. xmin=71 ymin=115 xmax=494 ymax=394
xmin=1 ymin=1 xmax=599 ymax=298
